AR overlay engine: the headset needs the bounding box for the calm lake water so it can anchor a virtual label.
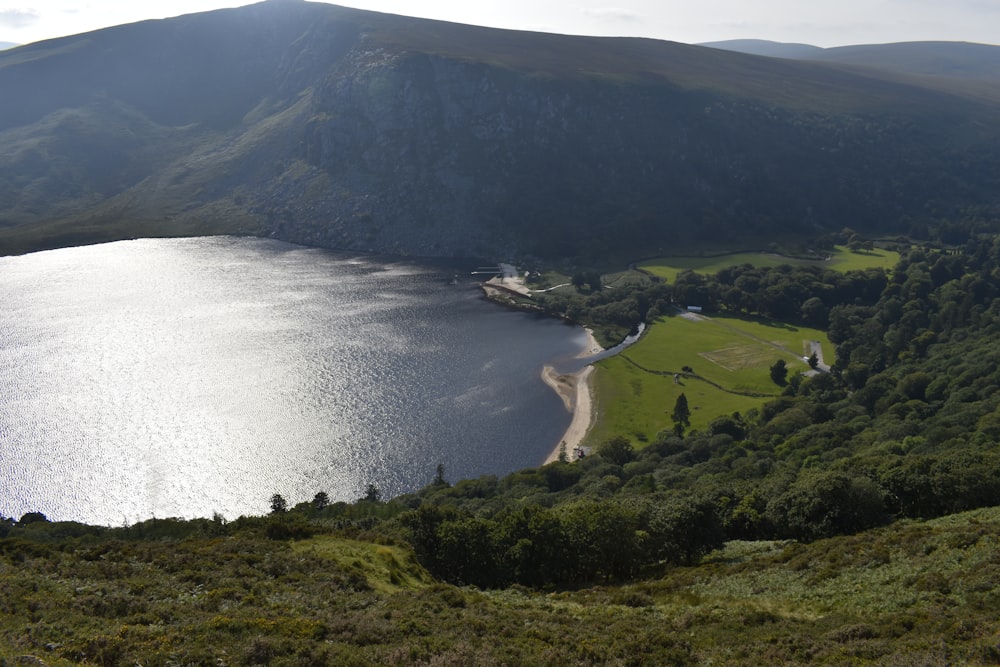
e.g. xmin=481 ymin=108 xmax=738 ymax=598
xmin=0 ymin=237 xmax=587 ymax=524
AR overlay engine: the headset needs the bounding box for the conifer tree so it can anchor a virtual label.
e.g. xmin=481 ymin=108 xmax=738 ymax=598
xmin=671 ymin=393 xmax=691 ymax=436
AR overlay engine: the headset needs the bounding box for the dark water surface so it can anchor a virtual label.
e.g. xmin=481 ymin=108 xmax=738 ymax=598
xmin=0 ymin=237 xmax=587 ymax=524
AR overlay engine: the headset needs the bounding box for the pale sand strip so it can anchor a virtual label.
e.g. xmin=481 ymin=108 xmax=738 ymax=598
xmin=541 ymin=365 xmax=595 ymax=464
xmin=479 ymin=268 xmax=604 ymax=464
xmin=541 ymin=328 xmax=603 ymax=464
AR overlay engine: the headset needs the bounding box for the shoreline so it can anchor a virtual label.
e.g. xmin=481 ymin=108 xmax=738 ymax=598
xmin=476 ymin=266 xmax=603 ymax=464
xmin=541 ymin=328 xmax=603 ymax=464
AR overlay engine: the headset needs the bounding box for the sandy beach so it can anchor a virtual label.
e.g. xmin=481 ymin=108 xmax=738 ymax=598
xmin=541 ymin=328 xmax=603 ymax=464
xmin=478 ymin=267 xmax=602 ymax=464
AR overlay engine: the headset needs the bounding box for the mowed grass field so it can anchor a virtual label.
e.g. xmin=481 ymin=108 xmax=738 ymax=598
xmin=587 ymin=313 xmax=833 ymax=446
xmin=638 ymin=245 xmax=900 ymax=282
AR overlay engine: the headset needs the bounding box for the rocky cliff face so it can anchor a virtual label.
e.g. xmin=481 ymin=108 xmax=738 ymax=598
xmin=1 ymin=1 xmax=998 ymax=258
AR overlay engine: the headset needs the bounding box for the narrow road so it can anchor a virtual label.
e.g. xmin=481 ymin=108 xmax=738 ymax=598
xmin=807 ymin=340 xmax=831 ymax=372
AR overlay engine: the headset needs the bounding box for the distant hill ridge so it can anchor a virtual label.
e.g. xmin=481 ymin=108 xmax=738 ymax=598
xmin=701 ymin=39 xmax=1000 ymax=84
xmin=1 ymin=0 xmax=999 ymax=258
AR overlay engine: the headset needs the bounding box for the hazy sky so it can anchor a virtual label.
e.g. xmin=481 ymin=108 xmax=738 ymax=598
xmin=1 ymin=0 xmax=998 ymax=48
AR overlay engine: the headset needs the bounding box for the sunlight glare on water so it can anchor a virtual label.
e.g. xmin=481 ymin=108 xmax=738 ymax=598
xmin=0 ymin=237 xmax=587 ymax=524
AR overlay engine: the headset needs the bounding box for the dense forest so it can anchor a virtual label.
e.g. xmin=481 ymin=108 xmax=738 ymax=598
xmin=4 ymin=234 xmax=1000 ymax=663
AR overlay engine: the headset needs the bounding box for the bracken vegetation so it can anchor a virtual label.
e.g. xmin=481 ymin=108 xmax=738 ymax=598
xmin=2 ymin=505 xmax=1000 ymax=664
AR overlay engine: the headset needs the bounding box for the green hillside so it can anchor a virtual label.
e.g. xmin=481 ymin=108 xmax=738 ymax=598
xmin=2 ymin=2 xmax=1000 ymax=258
xmin=587 ymin=314 xmax=832 ymax=445
xmin=2 ymin=493 xmax=999 ymax=664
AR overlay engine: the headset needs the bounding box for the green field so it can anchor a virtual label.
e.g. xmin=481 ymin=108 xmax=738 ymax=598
xmin=587 ymin=313 xmax=833 ymax=446
xmin=639 ymin=245 xmax=900 ymax=282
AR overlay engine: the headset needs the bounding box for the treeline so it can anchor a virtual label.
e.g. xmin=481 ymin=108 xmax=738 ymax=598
xmin=402 ymin=493 xmax=721 ymax=588
xmin=829 ymin=242 xmax=1000 ymax=386
xmin=392 ymin=437 xmax=1000 ymax=587
xmin=533 ymin=248 xmax=893 ymax=343
xmin=553 ymin=239 xmax=987 ymax=350
xmin=392 ymin=234 xmax=1000 ymax=587
xmin=671 ymin=261 xmax=887 ymax=327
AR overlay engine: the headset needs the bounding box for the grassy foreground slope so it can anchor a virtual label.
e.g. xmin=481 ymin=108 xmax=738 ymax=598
xmin=1 ymin=507 xmax=999 ymax=664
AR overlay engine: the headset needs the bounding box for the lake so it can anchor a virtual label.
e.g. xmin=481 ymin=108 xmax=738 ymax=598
xmin=0 ymin=237 xmax=588 ymax=524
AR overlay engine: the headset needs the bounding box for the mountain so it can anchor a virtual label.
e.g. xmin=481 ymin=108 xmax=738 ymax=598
xmin=699 ymin=39 xmax=825 ymax=59
xmin=818 ymin=42 xmax=1000 ymax=82
xmin=0 ymin=42 xmax=17 ymax=51
xmin=703 ymin=39 xmax=1000 ymax=85
xmin=1 ymin=1 xmax=999 ymax=259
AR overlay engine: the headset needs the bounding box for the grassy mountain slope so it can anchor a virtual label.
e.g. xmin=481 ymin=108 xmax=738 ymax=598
xmin=1 ymin=504 xmax=998 ymax=664
xmin=816 ymin=41 xmax=1000 ymax=82
xmin=703 ymin=40 xmax=1000 ymax=75
xmin=1 ymin=1 xmax=999 ymax=258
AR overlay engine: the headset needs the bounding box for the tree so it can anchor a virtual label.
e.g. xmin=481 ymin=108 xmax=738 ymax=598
xmin=312 ymin=492 xmax=329 ymax=510
xmin=765 ymin=470 xmax=889 ymax=541
xmin=807 ymin=351 xmax=819 ymax=369
xmin=269 ymin=493 xmax=287 ymax=514
xmin=645 ymin=497 xmax=725 ymax=565
xmin=436 ymin=517 xmax=503 ymax=587
xmin=671 ymin=393 xmax=691 ymax=436
xmin=801 ymin=296 xmax=829 ymax=327
xmin=769 ymin=359 xmax=788 ymax=386
xmin=400 ymin=504 xmax=461 ymax=575
xmin=434 ymin=463 xmax=448 ymax=487
xmin=898 ymin=371 xmax=932 ymax=400
xmin=362 ymin=483 xmax=382 ymax=503
xmin=597 ymin=435 xmax=635 ymax=466
xmin=708 ymin=414 xmax=746 ymax=440
xmin=560 ymin=501 xmax=645 ymax=582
